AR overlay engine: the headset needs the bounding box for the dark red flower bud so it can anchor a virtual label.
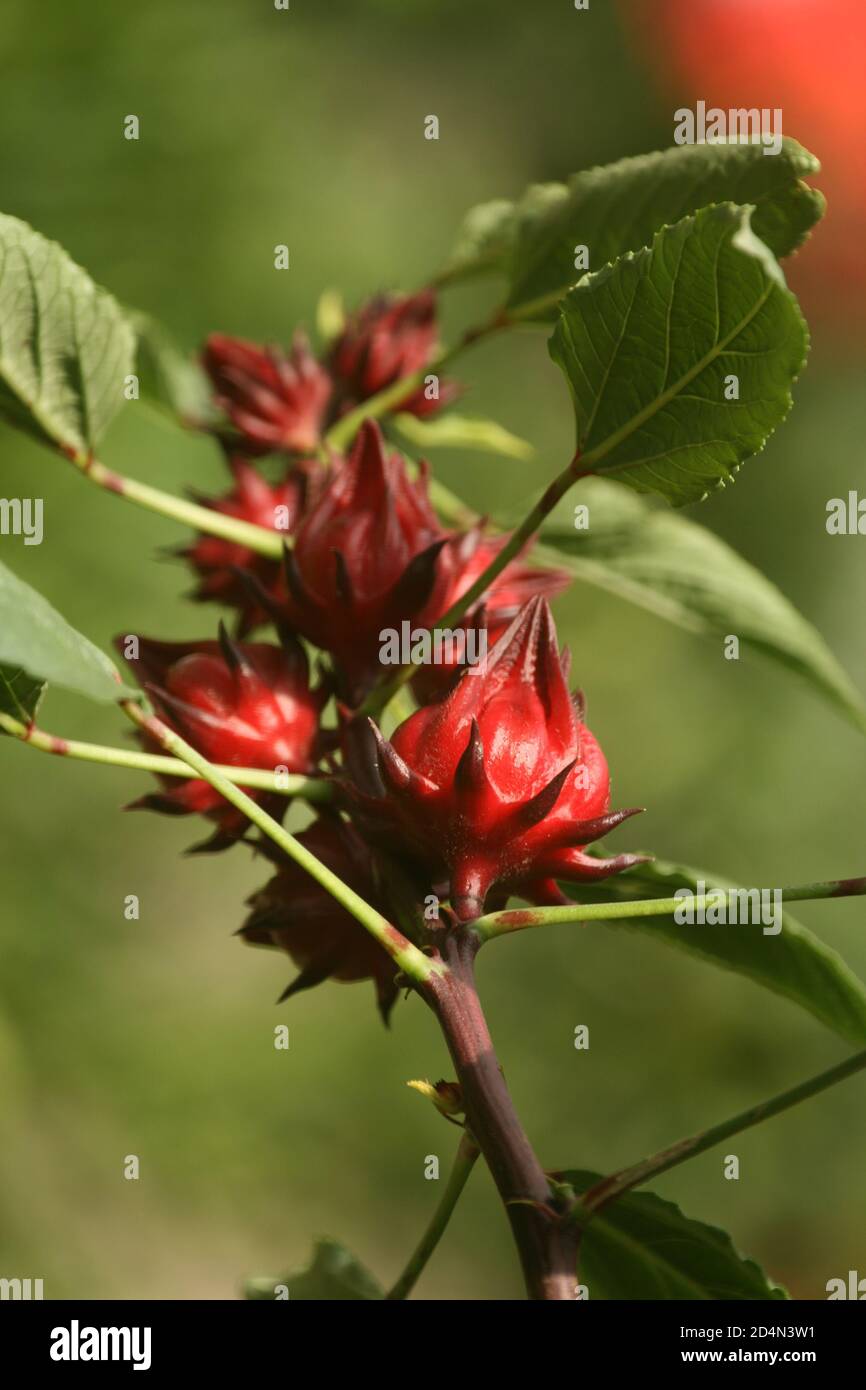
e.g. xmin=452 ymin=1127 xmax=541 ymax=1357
xmin=345 ymin=597 xmax=645 ymax=921
xmin=411 ymin=526 xmax=572 ymax=703
xmin=239 ymin=818 xmax=401 ymax=1024
xmin=328 ymin=291 xmax=457 ymax=418
xmin=203 ymin=331 xmax=332 ymax=453
xmin=116 ymin=628 xmax=325 ymax=851
xmin=283 ymin=420 xmax=447 ymax=703
xmin=182 ymin=456 xmax=321 ymax=635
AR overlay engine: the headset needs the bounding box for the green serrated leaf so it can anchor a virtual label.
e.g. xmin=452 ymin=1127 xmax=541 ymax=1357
xmin=0 ymin=559 xmax=133 ymax=704
xmin=244 ymin=1238 xmax=384 ymax=1301
xmin=0 ymin=213 xmax=136 ymax=455
xmin=505 ymin=137 xmax=824 ymax=321
xmin=129 ymin=310 xmax=213 ymax=426
xmin=0 ymin=662 xmax=45 ymax=727
xmin=549 ymin=203 xmax=808 ymax=506
xmin=566 ymin=857 xmax=866 ymax=1047
xmin=565 ymin=1170 xmax=787 ymax=1300
xmin=539 ymin=479 xmax=866 ymax=735
xmin=392 ymin=410 xmax=534 ymax=461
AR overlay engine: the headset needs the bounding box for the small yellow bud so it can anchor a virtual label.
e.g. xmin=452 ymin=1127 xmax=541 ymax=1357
xmin=407 ymin=1078 xmax=464 ymax=1118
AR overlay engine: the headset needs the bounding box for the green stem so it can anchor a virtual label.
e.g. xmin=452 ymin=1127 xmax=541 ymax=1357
xmin=326 ymin=370 xmax=431 ymax=452
xmin=385 ymin=1132 xmax=480 ymax=1299
xmin=361 ymin=452 xmax=589 ymax=717
xmin=323 ymin=318 xmax=501 ymax=452
xmin=66 ymin=450 xmax=284 ymax=559
xmin=433 ymin=451 xmax=587 ymax=628
xmin=119 ymin=699 xmax=440 ymax=987
xmin=473 ymin=876 xmax=866 ymax=942
xmin=575 ymin=1049 xmax=866 ymax=1221
xmin=414 ymin=465 xmax=479 ymax=528
xmin=431 ymin=253 xmax=572 ymax=320
xmin=0 ymin=711 xmax=332 ymax=802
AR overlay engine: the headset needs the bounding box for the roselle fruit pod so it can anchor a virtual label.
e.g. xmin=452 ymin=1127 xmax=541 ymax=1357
xmin=239 ymin=818 xmax=402 ymax=1024
xmin=345 ymin=596 xmax=646 ymax=921
xmin=282 ymin=419 xmax=448 ymax=704
xmin=327 ymin=290 xmax=458 ymax=418
xmin=202 ymin=330 xmax=332 ymax=454
xmin=182 ymin=456 xmax=321 ymax=635
xmin=116 ymin=626 xmax=326 ymax=851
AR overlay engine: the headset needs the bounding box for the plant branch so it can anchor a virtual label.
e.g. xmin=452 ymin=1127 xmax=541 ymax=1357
xmin=574 ymin=1048 xmax=866 ymax=1221
xmin=408 ymin=461 xmax=479 ymax=528
xmin=64 ymin=448 xmax=284 ymax=558
xmin=423 ymin=929 xmax=578 ymax=1299
xmin=0 ymin=710 xmax=332 ymax=802
xmin=323 ymin=316 xmax=504 ymax=452
xmin=430 ymin=255 xmax=574 ymax=320
xmin=473 ymin=875 xmax=866 ymax=942
xmin=361 ymin=451 xmax=590 ymax=717
xmin=385 ymin=1130 xmax=480 ymax=1300
xmin=119 ymin=698 xmax=440 ymax=987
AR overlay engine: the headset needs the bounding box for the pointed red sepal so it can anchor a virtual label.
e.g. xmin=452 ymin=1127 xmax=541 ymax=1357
xmin=509 ymin=758 xmax=578 ymax=833
xmin=276 ymin=958 xmax=338 ymax=1003
xmin=454 ymin=718 xmax=487 ymax=795
xmin=370 ymin=721 xmax=438 ymax=798
xmin=217 ymin=619 xmax=256 ymax=680
xmin=572 ymin=807 xmax=644 ymax=844
xmin=556 ymin=850 xmax=653 ymax=881
xmin=388 ymin=537 xmax=448 ymax=615
xmin=330 ymin=549 xmax=352 ymax=607
xmin=282 ymin=542 xmax=315 ymax=610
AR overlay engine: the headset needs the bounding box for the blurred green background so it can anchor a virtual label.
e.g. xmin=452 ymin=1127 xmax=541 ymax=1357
xmin=1 ymin=0 xmax=863 ymax=1300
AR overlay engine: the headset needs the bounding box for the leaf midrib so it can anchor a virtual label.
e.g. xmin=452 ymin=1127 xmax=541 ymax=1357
xmin=580 ymin=280 xmax=774 ymax=473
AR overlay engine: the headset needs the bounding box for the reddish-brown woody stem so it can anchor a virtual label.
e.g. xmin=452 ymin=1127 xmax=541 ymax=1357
xmin=423 ymin=930 xmax=578 ymax=1300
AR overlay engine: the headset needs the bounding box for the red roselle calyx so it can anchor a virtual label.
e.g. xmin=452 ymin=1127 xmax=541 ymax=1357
xmin=328 ymin=290 xmax=457 ymax=418
xmin=182 ymin=456 xmax=321 ymax=636
xmin=203 ymin=331 xmax=332 ymax=454
xmin=345 ymin=597 xmax=646 ymax=921
xmin=283 ymin=419 xmax=447 ymax=704
xmin=116 ymin=627 xmax=325 ymax=851
xmin=240 ymin=818 xmax=403 ymax=1023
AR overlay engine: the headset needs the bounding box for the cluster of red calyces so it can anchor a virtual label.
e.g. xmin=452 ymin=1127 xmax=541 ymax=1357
xmin=201 ymin=290 xmax=454 ymax=461
xmin=122 ymin=291 xmax=643 ymax=1018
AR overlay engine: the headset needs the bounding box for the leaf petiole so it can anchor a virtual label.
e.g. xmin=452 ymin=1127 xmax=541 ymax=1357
xmin=473 ymin=876 xmax=866 ymax=942
xmin=385 ymin=1132 xmax=480 ymax=1299
xmin=0 ymin=710 xmax=332 ymax=803
xmin=575 ymin=1048 xmax=866 ymax=1222
xmin=65 ymin=449 xmax=284 ymax=559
